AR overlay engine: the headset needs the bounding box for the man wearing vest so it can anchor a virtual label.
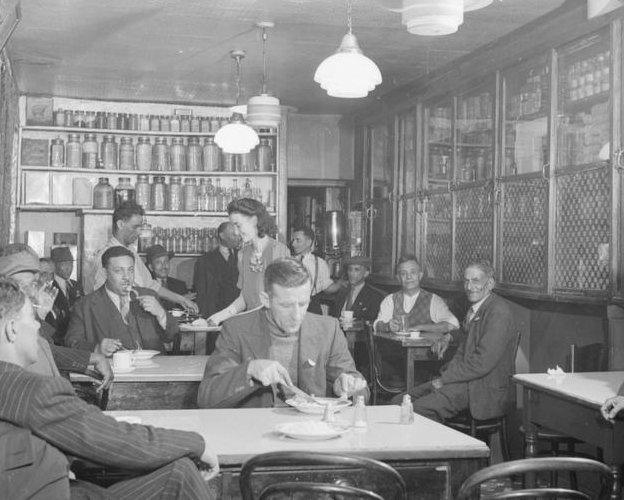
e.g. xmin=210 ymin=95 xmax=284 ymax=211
xmin=374 ymin=254 xmax=459 ymax=383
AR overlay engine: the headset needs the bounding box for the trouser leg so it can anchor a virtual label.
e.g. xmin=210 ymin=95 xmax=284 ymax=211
xmin=411 ymin=382 xmax=469 ymax=422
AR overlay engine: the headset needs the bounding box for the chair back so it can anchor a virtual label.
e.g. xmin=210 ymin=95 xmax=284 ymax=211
xmin=456 ymin=457 xmax=614 ymax=500
xmin=565 ymin=343 xmax=607 ymax=372
xmin=239 ymin=451 xmax=406 ymax=500
xmin=259 ymin=482 xmax=383 ymax=500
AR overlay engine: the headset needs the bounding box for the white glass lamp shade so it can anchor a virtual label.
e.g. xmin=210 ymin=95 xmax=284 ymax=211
xmin=214 ymin=113 xmax=260 ymax=154
xmin=402 ymin=0 xmax=463 ymax=36
xmin=247 ymin=93 xmax=281 ymax=128
xmin=314 ymin=33 xmax=382 ymax=98
xmin=463 ymin=0 xmax=493 ymax=11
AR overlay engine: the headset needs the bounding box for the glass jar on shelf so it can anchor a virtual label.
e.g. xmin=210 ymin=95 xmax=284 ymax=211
xmin=187 ymin=137 xmax=202 ymax=171
xmin=160 ymin=115 xmax=170 ymax=132
xmin=167 ymin=176 xmax=183 ymax=211
xmin=73 ymin=111 xmax=86 ymax=128
xmin=206 ymin=178 xmax=216 ymax=211
xmin=85 ymin=111 xmax=97 ymax=129
xmin=137 ymin=219 xmax=153 ymax=253
xmin=170 ymin=138 xmax=186 ymax=171
xmin=180 ymin=116 xmax=190 ymax=132
xmin=106 ymin=112 xmax=117 ymax=130
xmin=135 ymin=174 xmax=151 ymax=210
xmin=190 ymin=115 xmax=200 ymax=133
xmin=257 ymin=139 xmax=274 ymax=172
xmin=82 ymin=133 xmax=98 ymax=169
xmin=114 ymin=177 xmax=135 ymax=208
xmin=152 ymin=137 xmax=170 ymax=171
xmin=119 ymin=137 xmax=135 ymax=170
xmin=201 ymin=117 xmax=211 ymax=132
xmin=101 ymin=135 xmax=118 ymax=170
xmin=66 ymin=134 xmax=82 ymax=168
xmin=54 ymin=109 xmax=65 ymax=127
xmin=222 ymin=152 xmax=235 ymax=172
xmin=136 ymin=136 xmax=153 ymax=171
xmin=239 ymin=151 xmax=255 ymax=172
xmin=129 ymin=113 xmax=139 ymax=130
xmin=149 ymin=115 xmax=160 ymax=131
xmin=117 ymin=113 xmax=128 ymax=130
xmin=170 ymin=115 xmax=180 ymax=132
xmin=151 ymin=176 xmax=166 ymax=211
xmin=242 ymin=178 xmax=253 ymax=198
xmin=50 ymin=137 xmax=65 ymax=168
xmin=202 ymin=137 xmax=221 ymax=171
xmin=139 ymin=114 xmax=150 ymax=131
xmin=93 ymin=177 xmax=114 ymax=209
xmin=183 ymin=177 xmax=198 ymax=212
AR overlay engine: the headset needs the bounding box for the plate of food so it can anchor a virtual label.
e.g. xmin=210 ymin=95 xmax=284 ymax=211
xmin=275 ymin=421 xmax=350 ymax=440
xmin=285 ymin=396 xmax=352 ymax=414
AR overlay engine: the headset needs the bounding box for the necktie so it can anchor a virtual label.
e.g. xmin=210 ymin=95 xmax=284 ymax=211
xmin=345 ymin=289 xmax=355 ymax=310
xmin=120 ymin=294 xmax=131 ymax=324
xmin=227 ymin=249 xmax=236 ymax=267
xmin=465 ymin=306 xmax=477 ymax=327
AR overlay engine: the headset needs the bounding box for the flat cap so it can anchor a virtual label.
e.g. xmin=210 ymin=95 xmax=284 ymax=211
xmin=145 ymin=244 xmax=173 ymax=263
xmin=344 ymin=255 xmax=372 ymax=269
xmin=50 ymin=246 xmax=74 ymax=263
xmin=0 ymin=251 xmax=41 ymax=277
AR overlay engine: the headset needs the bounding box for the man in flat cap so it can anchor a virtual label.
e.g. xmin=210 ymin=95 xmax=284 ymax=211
xmin=47 ymin=246 xmax=83 ymax=345
xmin=330 ymin=255 xmax=385 ymax=323
xmin=145 ymin=244 xmax=193 ymax=310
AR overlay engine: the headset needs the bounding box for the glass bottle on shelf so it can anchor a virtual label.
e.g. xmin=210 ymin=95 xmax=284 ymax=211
xmin=139 ymin=114 xmax=150 ymax=131
xmin=114 ymin=177 xmax=135 ymax=208
xmin=175 ymin=228 xmax=184 ymax=253
xmin=117 ymin=113 xmax=128 ymax=130
xmin=119 ymin=137 xmax=135 ymax=170
xmin=183 ymin=177 xmax=198 ymax=212
xmin=136 ymin=136 xmax=153 ymax=171
xmin=197 ymin=178 xmax=209 ymax=211
xmin=50 ymin=137 xmax=65 ymax=168
xmin=82 ymin=133 xmax=98 ymax=169
xmin=190 ymin=115 xmax=200 ymax=133
xmin=167 ymin=176 xmax=183 ymax=211
xmin=152 ymin=137 xmax=170 ymax=171
xmin=206 ymin=178 xmax=216 ymax=211
xmin=73 ymin=111 xmax=86 ymax=128
xmin=101 ymin=135 xmax=118 ymax=170
xmin=202 ymin=137 xmax=221 ymax=171
xmin=257 ymin=138 xmax=273 ymax=172
xmin=94 ymin=111 xmax=106 ymax=129
xmin=54 ymin=109 xmax=65 ymax=127
xmin=214 ymin=178 xmax=224 ymax=212
xmin=135 ymin=174 xmax=151 ymax=210
xmin=231 ymin=179 xmax=240 ymax=201
xmin=222 ymin=152 xmax=235 ymax=172
xmin=106 ymin=112 xmax=117 ymax=130
xmin=149 ymin=115 xmax=160 ymax=131
xmin=85 ymin=111 xmax=97 ymax=128
xmin=151 ymin=176 xmax=166 ymax=211
xmin=242 ymin=178 xmax=253 ymax=198
xmin=239 ymin=151 xmax=255 ymax=172
xmin=164 ymin=228 xmax=173 ymax=252
xmin=170 ymin=138 xmax=187 ymax=171
xmin=66 ymin=133 xmax=82 ymax=168
xmin=93 ymin=178 xmax=114 ymax=209
xmin=129 ymin=113 xmax=139 ymax=130
xmin=187 ymin=137 xmax=202 ymax=171
xmin=201 ymin=117 xmax=211 ymax=133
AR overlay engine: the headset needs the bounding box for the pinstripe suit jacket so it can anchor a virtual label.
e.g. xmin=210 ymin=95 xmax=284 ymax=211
xmin=0 ymin=361 xmax=205 ymax=499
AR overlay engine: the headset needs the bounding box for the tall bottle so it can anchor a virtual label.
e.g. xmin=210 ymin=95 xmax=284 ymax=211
xmin=257 ymin=138 xmax=273 ymax=172
xmin=202 ymin=137 xmax=221 ymax=171
xmin=242 ymin=178 xmax=253 ymax=198
xmin=214 ymin=179 xmax=224 ymax=212
xmin=206 ymin=178 xmax=216 ymax=211
xmin=231 ymin=179 xmax=240 ymax=201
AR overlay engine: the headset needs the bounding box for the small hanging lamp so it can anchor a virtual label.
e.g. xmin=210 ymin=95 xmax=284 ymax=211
xmin=215 ymin=50 xmax=260 ymax=154
xmin=247 ymin=21 xmax=281 ymax=129
xmin=314 ymin=0 xmax=382 ymax=99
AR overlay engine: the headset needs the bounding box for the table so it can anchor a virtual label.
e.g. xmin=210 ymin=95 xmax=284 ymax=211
xmin=375 ymin=331 xmax=448 ymax=393
xmin=178 ymin=323 xmax=221 ymax=355
xmin=514 ymin=372 xmax=624 ymax=499
xmin=72 ymin=355 xmax=208 ymax=410
xmin=107 ymin=405 xmax=489 ymax=499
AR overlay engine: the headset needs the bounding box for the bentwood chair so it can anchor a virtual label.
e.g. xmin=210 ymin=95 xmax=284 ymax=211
xmin=259 ymin=482 xmax=383 ymax=500
xmin=239 ymin=451 xmax=407 ymax=500
xmin=66 ymin=367 xmax=110 ymax=410
xmin=456 ymin=457 xmax=614 ymax=499
xmin=366 ymin=324 xmax=405 ymax=404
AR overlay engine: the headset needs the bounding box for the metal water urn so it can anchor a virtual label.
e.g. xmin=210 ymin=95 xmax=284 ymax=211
xmin=324 ymin=210 xmax=346 ymax=250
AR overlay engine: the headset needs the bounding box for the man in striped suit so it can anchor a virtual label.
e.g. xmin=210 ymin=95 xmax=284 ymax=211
xmin=0 ymin=277 xmax=218 ymax=499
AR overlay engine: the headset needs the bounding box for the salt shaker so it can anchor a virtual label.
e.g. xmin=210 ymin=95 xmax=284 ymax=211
xmin=353 ymin=395 xmax=367 ymax=428
xmin=400 ymin=394 xmax=414 ymax=424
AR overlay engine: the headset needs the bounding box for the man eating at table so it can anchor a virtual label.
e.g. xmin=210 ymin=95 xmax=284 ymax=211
xmin=197 ymin=258 xmax=368 ymax=408
xmin=0 ymin=276 xmax=219 ymax=499
xmin=65 ymin=246 xmax=179 ymax=355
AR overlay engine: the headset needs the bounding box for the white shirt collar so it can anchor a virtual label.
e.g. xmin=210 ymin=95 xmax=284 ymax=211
xmin=470 ymin=294 xmax=490 ymax=315
xmin=104 ymin=286 xmax=128 ymax=312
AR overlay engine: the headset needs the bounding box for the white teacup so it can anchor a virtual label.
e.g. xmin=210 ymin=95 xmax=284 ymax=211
xmin=112 ymin=351 xmax=133 ymax=371
xmin=341 ymin=311 xmax=354 ymax=322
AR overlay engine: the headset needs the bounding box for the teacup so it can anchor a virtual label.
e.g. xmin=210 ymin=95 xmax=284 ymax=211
xmin=112 ymin=351 xmax=134 ymax=371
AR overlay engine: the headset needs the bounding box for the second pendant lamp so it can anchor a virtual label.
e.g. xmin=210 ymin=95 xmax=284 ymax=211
xmin=314 ymin=0 xmax=382 ymax=98
xmin=215 ymin=50 xmax=260 ymax=155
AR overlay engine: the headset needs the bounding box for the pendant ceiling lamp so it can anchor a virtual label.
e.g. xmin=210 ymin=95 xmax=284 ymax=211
xmin=247 ymin=21 xmax=281 ymax=129
xmin=314 ymin=0 xmax=382 ymax=99
xmin=215 ymin=50 xmax=260 ymax=154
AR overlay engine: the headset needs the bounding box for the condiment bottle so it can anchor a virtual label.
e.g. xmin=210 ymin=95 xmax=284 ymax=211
xmin=66 ymin=134 xmax=82 ymax=168
xmin=93 ymin=177 xmax=114 ymax=209
xmin=400 ymin=394 xmax=414 ymax=424
xmin=50 ymin=137 xmax=65 ymax=168
xmin=114 ymin=177 xmax=135 ymax=208
xmin=353 ymin=395 xmax=367 ymax=428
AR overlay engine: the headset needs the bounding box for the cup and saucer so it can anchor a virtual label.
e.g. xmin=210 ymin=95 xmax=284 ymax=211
xmin=112 ymin=351 xmax=135 ymax=373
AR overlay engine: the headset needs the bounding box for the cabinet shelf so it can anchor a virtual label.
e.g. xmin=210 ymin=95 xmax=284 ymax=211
xmin=21 ymin=125 xmax=276 ymax=138
xmin=138 ymin=252 xmax=204 ymax=258
xmin=18 ymin=206 xmax=275 ymax=217
xmin=19 ymin=165 xmax=277 ymax=177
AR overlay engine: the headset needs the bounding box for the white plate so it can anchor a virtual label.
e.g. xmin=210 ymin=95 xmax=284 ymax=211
xmin=275 ymin=421 xmax=350 ymax=441
xmin=285 ymin=397 xmax=352 ymax=415
xmin=115 ymin=416 xmax=142 ymax=424
xmin=113 ymin=366 xmax=135 ymax=374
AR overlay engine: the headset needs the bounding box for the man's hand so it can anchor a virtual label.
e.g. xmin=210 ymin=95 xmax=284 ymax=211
xmin=95 ymin=338 xmax=122 ymax=357
xmin=247 ymin=359 xmax=293 ymax=387
xmin=388 ymin=318 xmax=401 ymax=333
xmin=179 ymin=296 xmax=199 ymax=315
xmin=137 ymin=295 xmax=167 ymax=328
xmin=33 ymin=281 xmax=58 ymax=320
xmin=184 ymin=291 xmax=197 ymax=301
xmin=601 ymin=396 xmax=624 ymax=421
xmin=431 ymin=333 xmax=451 ymax=360
xmin=333 ymin=373 xmax=368 ymax=398
xmin=199 ymin=441 xmax=220 ymax=481
xmin=207 ymin=309 xmax=231 ymax=326
xmin=89 ymin=353 xmax=114 ymax=392
xmin=431 ymin=378 xmax=443 ymax=390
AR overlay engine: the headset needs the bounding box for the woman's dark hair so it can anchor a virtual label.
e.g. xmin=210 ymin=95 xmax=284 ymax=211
xmin=227 ymin=198 xmax=275 ymax=238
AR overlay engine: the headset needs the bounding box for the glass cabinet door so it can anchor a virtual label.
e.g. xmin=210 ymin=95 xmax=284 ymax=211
xmin=426 ymin=100 xmax=453 ymax=189
xmin=399 ymin=110 xmax=418 ymax=257
xmin=456 ymin=84 xmax=495 ymax=184
xmin=424 ymin=191 xmax=453 ymax=282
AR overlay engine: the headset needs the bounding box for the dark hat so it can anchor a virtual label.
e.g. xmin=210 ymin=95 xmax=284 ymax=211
xmin=344 ymin=255 xmax=372 ymax=269
xmin=145 ymin=244 xmax=173 ymax=263
xmin=50 ymin=246 xmax=74 ymax=263
xmin=0 ymin=251 xmax=41 ymax=276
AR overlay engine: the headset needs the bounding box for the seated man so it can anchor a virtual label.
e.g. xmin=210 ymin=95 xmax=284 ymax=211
xmin=198 ymin=258 xmax=368 ymax=408
xmin=0 ymin=247 xmax=111 ymax=388
xmin=65 ymin=246 xmax=179 ymax=355
xmin=330 ymin=256 xmax=385 ymax=323
xmin=397 ymin=261 xmax=516 ymax=423
xmin=0 ymin=277 xmax=218 ymax=499
xmin=48 ymin=246 xmax=84 ymax=345
xmin=374 ymin=254 xmax=459 ymax=382
xmin=145 ymin=244 xmax=194 ymax=310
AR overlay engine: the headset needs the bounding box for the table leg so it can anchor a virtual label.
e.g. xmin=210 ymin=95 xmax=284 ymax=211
xmin=610 ymin=464 xmax=621 ymax=500
xmin=406 ymin=348 xmax=415 ymax=394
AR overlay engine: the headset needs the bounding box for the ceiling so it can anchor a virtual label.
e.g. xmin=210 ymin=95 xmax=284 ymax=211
xmin=7 ymin=0 xmax=570 ymax=114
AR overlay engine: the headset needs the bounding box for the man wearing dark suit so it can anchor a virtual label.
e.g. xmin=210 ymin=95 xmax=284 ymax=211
xmin=46 ymin=246 xmax=83 ymax=345
xmin=198 ymin=258 xmax=368 ymax=408
xmin=145 ymin=244 xmax=191 ymax=310
xmin=193 ymin=221 xmax=240 ymax=318
xmin=65 ymin=246 xmax=179 ymax=355
xmin=398 ymin=261 xmax=517 ymax=423
xmin=330 ymin=256 xmax=385 ymax=323
xmin=0 ymin=277 xmax=218 ymax=498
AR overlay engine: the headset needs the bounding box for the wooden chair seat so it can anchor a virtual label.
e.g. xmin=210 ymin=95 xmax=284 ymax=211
xmin=446 ymin=409 xmax=511 ymax=462
xmin=259 ymin=482 xmax=384 ymax=499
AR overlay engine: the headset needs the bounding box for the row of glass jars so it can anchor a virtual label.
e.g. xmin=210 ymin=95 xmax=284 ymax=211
xmin=52 ymin=134 xmax=274 ymax=172
xmin=93 ymin=176 xmax=273 ymax=212
xmin=53 ymin=108 xmax=236 ymax=133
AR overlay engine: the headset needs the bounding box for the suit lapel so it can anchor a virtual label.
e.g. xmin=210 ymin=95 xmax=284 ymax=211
xmin=94 ymin=287 xmax=126 ymax=334
xmin=243 ymin=311 xmax=271 ymax=360
xmin=297 ymin=317 xmax=321 ymax=395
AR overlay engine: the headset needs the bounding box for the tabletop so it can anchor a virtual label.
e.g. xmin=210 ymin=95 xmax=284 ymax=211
xmin=107 ymin=405 xmax=489 ymax=466
xmin=514 ymin=371 xmax=624 ymax=407
xmin=375 ymin=330 xmax=444 ymax=347
xmin=179 ymin=323 xmax=221 ymax=333
xmin=71 ymin=355 xmax=209 ymax=383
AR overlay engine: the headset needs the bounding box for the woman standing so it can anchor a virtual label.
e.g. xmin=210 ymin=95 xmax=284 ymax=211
xmin=208 ymin=198 xmax=289 ymax=324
